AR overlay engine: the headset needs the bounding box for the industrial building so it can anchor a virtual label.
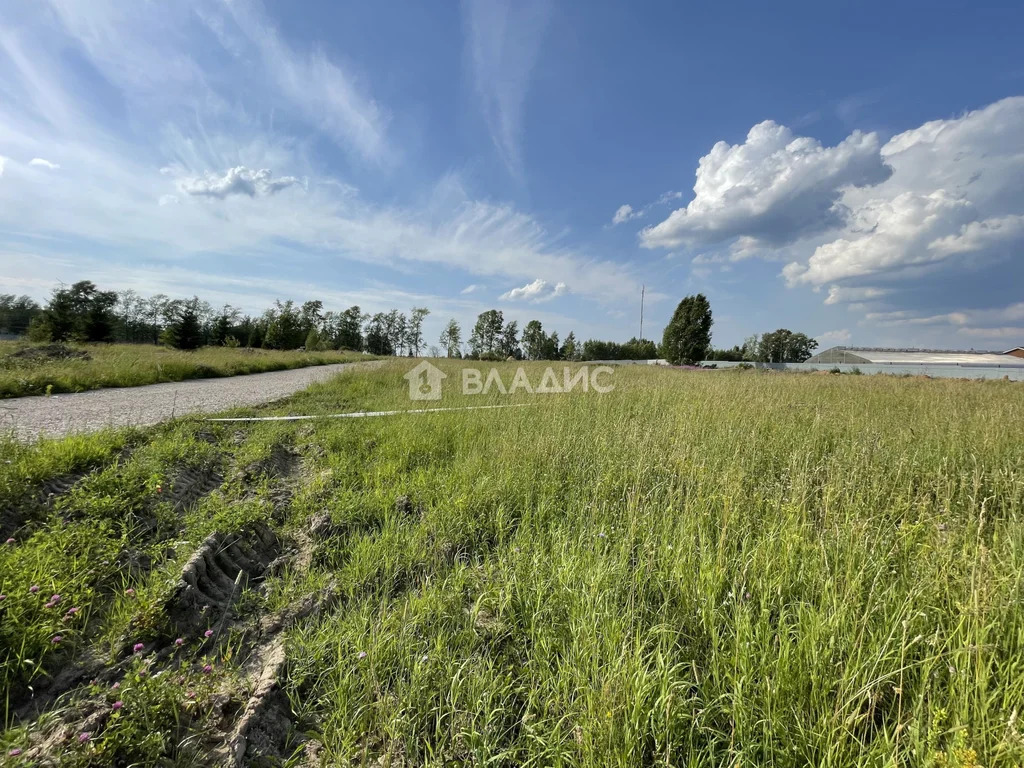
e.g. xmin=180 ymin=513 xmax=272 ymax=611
xmin=807 ymin=347 xmax=1017 ymax=365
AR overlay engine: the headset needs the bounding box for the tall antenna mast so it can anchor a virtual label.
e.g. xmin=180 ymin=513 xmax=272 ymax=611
xmin=639 ymin=284 xmax=645 ymax=340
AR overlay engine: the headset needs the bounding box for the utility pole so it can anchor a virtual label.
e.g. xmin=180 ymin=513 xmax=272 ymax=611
xmin=639 ymin=285 xmax=645 ymax=341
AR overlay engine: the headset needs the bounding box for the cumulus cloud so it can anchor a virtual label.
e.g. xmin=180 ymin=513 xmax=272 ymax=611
xmin=612 ymin=191 xmax=683 ymax=226
xmin=817 ymin=329 xmax=851 ymax=344
xmin=785 ymin=97 xmax=1024 ymax=289
xmin=500 ymin=278 xmax=567 ymax=302
xmin=612 ymin=204 xmax=640 ymax=225
xmin=641 ymin=120 xmax=891 ymax=249
xmin=823 ymin=285 xmax=891 ymax=305
xmin=29 ymin=157 xmax=60 ymax=170
xmin=783 ymin=190 xmax=975 ymax=285
xmin=178 ymin=167 xmax=301 ymax=199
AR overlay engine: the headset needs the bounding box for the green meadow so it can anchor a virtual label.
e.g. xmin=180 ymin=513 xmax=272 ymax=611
xmin=0 ymin=342 xmax=371 ymax=399
xmin=1 ymin=362 xmax=1021 ymax=766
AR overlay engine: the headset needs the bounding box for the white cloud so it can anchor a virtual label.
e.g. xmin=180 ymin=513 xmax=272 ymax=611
xmin=158 ymin=194 xmax=179 ymax=206
xmin=956 ymin=326 xmax=1024 ymax=340
xmin=177 ymin=166 xmax=300 ymax=199
xmin=641 ymin=120 xmax=891 ymax=249
xmin=463 ymin=0 xmax=551 ymax=177
xmin=0 ymin=156 xmax=6 ymax=176
xmin=785 ymin=97 xmax=1024 ymax=289
xmin=612 ymin=204 xmax=640 ymax=225
xmin=500 ymin=278 xmax=567 ymax=302
xmin=29 ymin=157 xmax=60 ymax=170
xmin=817 ymin=329 xmax=851 ymax=344
xmin=928 ymin=214 xmax=1024 ymax=257
xmin=823 ymin=285 xmax=891 ymax=305
xmin=460 ymin=284 xmax=481 ymax=294
xmin=783 ymin=190 xmax=974 ymax=285
xmin=612 ymin=191 xmax=684 ymax=227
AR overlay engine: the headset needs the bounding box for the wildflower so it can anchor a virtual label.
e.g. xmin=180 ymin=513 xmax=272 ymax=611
xmin=124 ymin=588 xmax=135 ymax=597
xmin=112 ymin=701 xmax=123 ymax=711
xmin=175 ymin=638 xmax=184 ymax=647
xmin=357 ymin=651 xmax=368 ymax=660
xmin=78 ymin=732 xmax=91 ymax=744
xmin=202 ymin=664 xmax=212 ymax=674
xmin=51 ymin=635 xmax=63 ymax=644
xmin=420 ymin=654 xmax=429 ymax=663
xmin=597 ymin=532 xmax=607 ymax=539
xmin=50 ymin=594 xmax=61 ymax=604
xmin=133 ymin=642 xmax=145 ymax=653
xmin=111 ymin=682 xmax=120 ymax=690
xmin=204 ymin=629 xmax=213 ymax=638
xmin=45 ymin=600 xmax=57 ymax=609
xmin=29 ymin=585 xmax=40 ymax=594
xmin=5 ymin=537 xmax=14 ymax=545
xmin=187 ymin=691 xmax=196 ymax=699
xmin=9 ymin=748 xmax=23 ymax=757
xmin=0 ymin=594 xmax=6 ymax=601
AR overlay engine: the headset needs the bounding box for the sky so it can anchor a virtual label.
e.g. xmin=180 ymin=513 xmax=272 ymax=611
xmin=1 ymin=0 xmax=1023 ymax=351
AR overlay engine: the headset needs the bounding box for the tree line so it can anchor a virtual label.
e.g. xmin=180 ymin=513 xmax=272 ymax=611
xmin=3 ymin=281 xmax=819 ymax=364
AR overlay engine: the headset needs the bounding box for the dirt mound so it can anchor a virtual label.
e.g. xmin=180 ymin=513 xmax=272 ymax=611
xmin=7 ymin=344 xmax=91 ymax=363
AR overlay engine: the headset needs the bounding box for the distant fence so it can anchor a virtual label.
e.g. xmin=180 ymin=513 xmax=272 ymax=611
xmin=701 ymin=360 xmax=1024 ymax=381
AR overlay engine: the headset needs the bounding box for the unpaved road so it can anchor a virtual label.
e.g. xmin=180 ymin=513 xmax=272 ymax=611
xmin=0 ymin=362 xmax=378 ymax=442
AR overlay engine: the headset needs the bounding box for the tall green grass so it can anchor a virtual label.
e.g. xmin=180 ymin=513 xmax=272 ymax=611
xmin=0 ymin=341 xmax=372 ymax=398
xmin=1 ymin=362 xmax=1021 ymax=766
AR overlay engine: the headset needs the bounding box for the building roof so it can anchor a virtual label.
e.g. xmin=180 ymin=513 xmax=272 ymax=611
xmin=807 ymin=346 xmax=1022 ymax=365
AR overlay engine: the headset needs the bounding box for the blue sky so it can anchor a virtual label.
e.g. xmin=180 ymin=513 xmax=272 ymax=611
xmin=1 ymin=0 xmax=1022 ymax=351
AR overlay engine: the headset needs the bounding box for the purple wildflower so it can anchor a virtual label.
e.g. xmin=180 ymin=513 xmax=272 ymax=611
xmin=124 ymin=588 xmax=135 ymax=597
xmin=51 ymin=635 xmax=63 ymax=644
xmin=112 ymin=700 xmax=123 ymax=711
xmin=357 ymin=651 xmax=368 ymax=660
xmin=50 ymin=594 xmax=60 ymax=604
xmin=202 ymin=664 xmax=212 ymax=674
xmin=29 ymin=585 xmax=40 ymax=594
xmin=175 ymin=637 xmax=184 ymax=647
xmin=78 ymin=732 xmax=90 ymax=744
xmin=204 ymin=629 xmax=213 ymax=638
xmin=187 ymin=691 xmax=196 ymax=699
xmin=111 ymin=682 xmax=120 ymax=689
xmin=133 ymin=642 xmax=144 ymax=653
xmin=8 ymin=748 xmax=23 ymax=757
xmin=5 ymin=537 xmax=14 ymax=545
xmin=0 ymin=594 xmax=6 ymax=602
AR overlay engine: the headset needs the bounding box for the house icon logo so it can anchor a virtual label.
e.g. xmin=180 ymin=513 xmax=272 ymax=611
xmin=404 ymin=360 xmax=447 ymax=401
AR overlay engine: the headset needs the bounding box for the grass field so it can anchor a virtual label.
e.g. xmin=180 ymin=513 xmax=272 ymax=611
xmin=1 ymin=362 xmax=1022 ymax=766
xmin=0 ymin=342 xmax=372 ymax=398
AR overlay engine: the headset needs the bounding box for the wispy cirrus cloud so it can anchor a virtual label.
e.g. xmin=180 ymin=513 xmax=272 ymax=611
xmin=462 ymin=0 xmax=552 ymax=178
xmin=0 ymin=0 xmax=647 ymax=322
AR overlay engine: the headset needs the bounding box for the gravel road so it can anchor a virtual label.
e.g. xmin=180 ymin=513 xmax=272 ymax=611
xmin=0 ymin=362 xmax=376 ymax=442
